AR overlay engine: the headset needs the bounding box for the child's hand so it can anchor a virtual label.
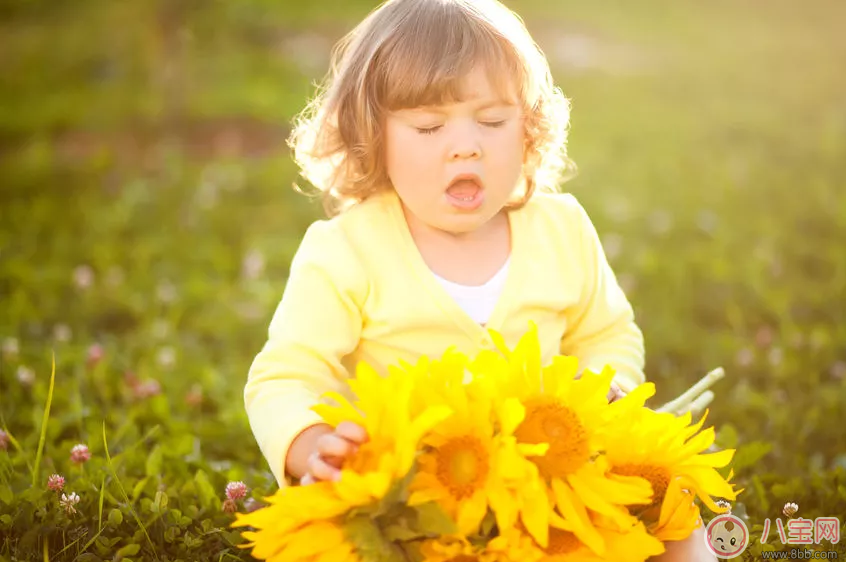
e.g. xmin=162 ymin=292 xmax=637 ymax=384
xmin=300 ymin=421 xmax=368 ymax=485
xmin=607 ymin=382 xmax=625 ymax=403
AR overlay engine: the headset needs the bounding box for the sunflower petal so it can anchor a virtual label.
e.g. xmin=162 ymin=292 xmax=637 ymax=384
xmin=519 ymin=480 xmax=550 ymax=548
xmin=569 ymin=468 xmax=643 ymax=528
xmin=551 ymin=478 xmax=606 ymax=556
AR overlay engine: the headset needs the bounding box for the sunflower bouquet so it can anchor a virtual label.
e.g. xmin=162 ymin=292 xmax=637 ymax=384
xmin=232 ymin=324 xmax=739 ymax=562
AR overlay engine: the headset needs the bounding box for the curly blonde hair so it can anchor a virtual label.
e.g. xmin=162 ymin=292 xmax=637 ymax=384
xmin=288 ymin=0 xmax=576 ymax=217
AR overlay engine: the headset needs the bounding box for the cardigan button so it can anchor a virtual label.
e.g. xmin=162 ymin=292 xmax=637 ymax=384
xmin=481 ymin=337 xmax=493 ymax=348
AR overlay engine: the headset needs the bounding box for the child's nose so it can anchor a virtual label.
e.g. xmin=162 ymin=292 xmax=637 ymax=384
xmin=449 ymin=138 xmax=481 ymax=161
xmin=448 ymin=122 xmax=482 ymax=160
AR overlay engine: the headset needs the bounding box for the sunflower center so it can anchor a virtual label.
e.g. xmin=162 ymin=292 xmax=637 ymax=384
xmin=346 ymin=441 xmax=381 ymax=474
xmin=435 ymin=436 xmax=489 ymax=500
xmin=514 ymin=398 xmax=590 ymax=479
xmin=614 ymin=463 xmax=671 ymax=508
xmin=546 ymin=527 xmax=582 ymax=555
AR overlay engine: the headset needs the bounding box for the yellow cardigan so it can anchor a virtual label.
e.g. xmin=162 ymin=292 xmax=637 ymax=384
xmin=245 ymin=189 xmax=645 ymax=487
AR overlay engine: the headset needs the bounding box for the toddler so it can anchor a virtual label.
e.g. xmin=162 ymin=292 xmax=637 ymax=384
xmin=245 ymin=0 xmax=715 ymax=559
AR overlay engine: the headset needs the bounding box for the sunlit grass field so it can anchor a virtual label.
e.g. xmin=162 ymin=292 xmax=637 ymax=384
xmin=1 ymin=0 xmax=844 ymax=558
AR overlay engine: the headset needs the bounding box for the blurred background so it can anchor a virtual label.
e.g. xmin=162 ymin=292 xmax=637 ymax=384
xmin=1 ymin=0 xmax=844 ymax=558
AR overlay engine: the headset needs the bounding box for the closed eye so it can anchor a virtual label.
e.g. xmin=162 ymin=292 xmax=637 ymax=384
xmin=480 ymin=120 xmax=506 ymax=128
xmin=415 ymin=126 xmax=442 ymax=135
xmin=716 ymin=538 xmax=724 ymax=542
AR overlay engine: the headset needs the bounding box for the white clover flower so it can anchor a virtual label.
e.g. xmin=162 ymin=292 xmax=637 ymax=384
xmin=783 ymin=502 xmax=799 ymax=517
xmin=16 ymin=366 xmax=35 ymax=386
xmin=735 ymin=347 xmax=754 ymax=367
xmin=156 ymin=347 xmax=176 ymax=369
xmin=72 ymin=265 xmax=94 ymax=290
xmin=241 ymin=249 xmax=266 ymax=281
xmin=2 ymin=337 xmax=19 ymax=358
xmin=53 ymin=324 xmax=72 ymax=343
xmin=715 ymin=499 xmax=732 ymax=513
xmin=60 ymin=492 xmax=80 ymax=514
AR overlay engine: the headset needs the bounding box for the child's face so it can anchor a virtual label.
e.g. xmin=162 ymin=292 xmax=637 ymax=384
xmin=384 ymin=66 xmax=525 ymax=236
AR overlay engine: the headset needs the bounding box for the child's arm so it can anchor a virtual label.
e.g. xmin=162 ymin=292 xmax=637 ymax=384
xmin=244 ymin=219 xmax=368 ymax=487
xmin=560 ymin=197 xmax=645 ymax=393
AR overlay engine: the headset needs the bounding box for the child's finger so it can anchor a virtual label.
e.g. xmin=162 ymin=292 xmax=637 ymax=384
xmin=336 ymin=421 xmax=369 ymax=444
xmin=607 ymin=383 xmax=625 ymax=403
xmin=307 ymin=452 xmax=341 ymax=482
xmin=317 ymin=434 xmax=357 ymax=460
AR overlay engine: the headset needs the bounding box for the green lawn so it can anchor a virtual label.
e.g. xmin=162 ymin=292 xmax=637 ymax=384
xmin=1 ymin=0 xmax=844 ymax=559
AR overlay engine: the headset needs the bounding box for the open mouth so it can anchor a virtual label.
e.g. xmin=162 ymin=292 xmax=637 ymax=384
xmin=445 ymin=174 xmax=484 ymax=210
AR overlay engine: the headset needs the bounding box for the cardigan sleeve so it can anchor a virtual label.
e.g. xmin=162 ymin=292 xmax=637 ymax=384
xmin=244 ymin=219 xmax=368 ymax=487
xmin=559 ymin=196 xmax=646 ymax=393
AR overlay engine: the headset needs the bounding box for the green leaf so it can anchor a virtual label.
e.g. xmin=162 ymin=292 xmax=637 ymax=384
xmin=132 ymin=477 xmax=149 ymax=502
xmin=344 ymin=514 xmax=406 ymax=562
xmin=374 ymin=504 xmax=422 ymax=542
xmin=0 ymin=485 xmax=12 ymax=505
xmin=116 ymin=543 xmax=141 ymax=556
xmin=109 ymin=508 xmax=124 ymax=526
xmin=145 ymin=445 xmax=163 ymax=477
xmin=479 ymin=509 xmax=497 ymax=538
xmin=752 ymin=475 xmax=770 ymax=513
xmin=731 ymin=441 xmax=773 ymax=473
xmin=155 ymin=490 xmax=169 ymax=510
xmin=103 ymin=423 xmax=160 ymax=561
xmin=98 ymin=472 xmax=106 ymax=532
xmin=373 ymin=467 xmax=415 ymax=517
xmin=410 ymin=502 xmax=457 ymax=536
xmin=715 ymin=423 xmax=739 ymax=449
xmin=194 ymin=470 xmax=218 ymax=510
xmin=164 ymin=526 xmax=181 ymax=543
xmin=32 ymin=352 xmax=56 ymax=487
xmin=381 ymin=522 xmax=424 ymax=542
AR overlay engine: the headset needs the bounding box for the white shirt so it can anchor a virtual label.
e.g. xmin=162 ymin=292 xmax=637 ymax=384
xmin=431 ymin=257 xmax=511 ymax=326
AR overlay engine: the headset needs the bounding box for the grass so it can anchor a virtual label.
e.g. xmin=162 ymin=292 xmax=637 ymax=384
xmin=1 ymin=0 xmax=844 ymax=559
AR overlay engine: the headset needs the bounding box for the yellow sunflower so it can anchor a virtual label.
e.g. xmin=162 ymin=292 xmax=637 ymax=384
xmin=467 ymin=323 xmax=656 ymax=556
xmin=600 ymin=406 xmax=739 ymax=541
xmin=232 ymin=480 xmax=352 ymax=532
xmin=234 ymin=359 xmax=453 ymax=560
xmin=533 ymin=511 xmax=666 ymax=562
xmin=234 ymin=511 xmax=361 ymax=562
xmin=417 ymin=530 xmax=543 ymax=562
xmin=401 ymin=349 xmax=550 ymax=544
xmin=311 ymin=360 xmax=453 ymax=507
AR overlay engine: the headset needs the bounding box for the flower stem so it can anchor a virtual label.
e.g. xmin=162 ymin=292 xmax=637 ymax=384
xmin=657 ymin=367 xmax=725 ymax=416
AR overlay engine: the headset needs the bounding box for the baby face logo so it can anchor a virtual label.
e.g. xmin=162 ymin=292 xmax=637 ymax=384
xmin=705 ymin=514 xmax=749 ymax=559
